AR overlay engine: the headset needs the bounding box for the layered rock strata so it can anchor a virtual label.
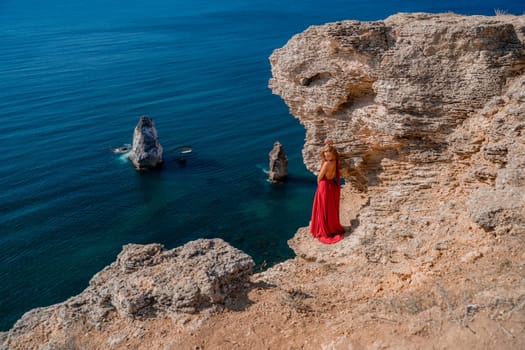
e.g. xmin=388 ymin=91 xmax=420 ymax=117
xmin=269 ymin=12 xmax=525 ymax=261
xmin=265 ymin=12 xmax=525 ymax=349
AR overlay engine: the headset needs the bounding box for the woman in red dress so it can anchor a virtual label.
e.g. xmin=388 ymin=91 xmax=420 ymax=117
xmin=310 ymin=142 xmax=345 ymax=244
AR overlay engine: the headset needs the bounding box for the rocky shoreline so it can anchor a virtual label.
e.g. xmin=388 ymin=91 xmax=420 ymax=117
xmin=3 ymin=12 xmax=525 ymax=349
xmin=2 ymin=239 xmax=254 ymax=349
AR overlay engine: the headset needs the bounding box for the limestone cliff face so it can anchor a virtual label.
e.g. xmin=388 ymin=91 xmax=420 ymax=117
xmin=270 ymin=13 xmax=525 ymax=262
xmin=270 ymin=13 xmax=524 ymax=173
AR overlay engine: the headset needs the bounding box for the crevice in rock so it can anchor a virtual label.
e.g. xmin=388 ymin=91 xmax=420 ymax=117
xmin=300 ymin=72 xmax=333 ymax=87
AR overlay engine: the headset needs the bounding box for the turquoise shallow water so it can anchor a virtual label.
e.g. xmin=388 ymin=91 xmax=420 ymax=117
xmin=0 ymin=0 xmax=523 ymax=331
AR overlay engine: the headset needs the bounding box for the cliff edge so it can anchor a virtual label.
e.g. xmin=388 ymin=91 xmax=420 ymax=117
xmin=270 ymin=11 xmax=525 ymax=263
xmin=3 ymin=12 xmax=525 ymax=350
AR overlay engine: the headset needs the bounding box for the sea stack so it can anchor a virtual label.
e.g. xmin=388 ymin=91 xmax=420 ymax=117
xmin=268 ymin=141 xmax=288 ymax=183
xmin=128 ymin=115 xmax=164 ymax=170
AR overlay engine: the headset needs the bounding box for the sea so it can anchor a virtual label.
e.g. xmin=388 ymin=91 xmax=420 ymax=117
xmin=0 ymin=0 xmax=523 ymax=331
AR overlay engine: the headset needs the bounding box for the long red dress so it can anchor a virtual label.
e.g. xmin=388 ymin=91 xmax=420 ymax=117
xmin=310 ymin=166 xmax=345 ymax=244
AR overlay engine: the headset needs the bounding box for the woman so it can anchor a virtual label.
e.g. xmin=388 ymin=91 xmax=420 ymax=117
xmin=310 ymin=141 xmax=345 ymax=244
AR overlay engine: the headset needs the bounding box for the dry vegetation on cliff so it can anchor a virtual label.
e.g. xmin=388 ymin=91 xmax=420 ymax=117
xmin=3 ymin=12 xmax=525 ymax=350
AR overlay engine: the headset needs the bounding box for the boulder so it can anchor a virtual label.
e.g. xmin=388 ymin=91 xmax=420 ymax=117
xmin=87 ymin=239 xmax=254 ymax=317
xmin=128 ymin=115 xmax=164 ymax=170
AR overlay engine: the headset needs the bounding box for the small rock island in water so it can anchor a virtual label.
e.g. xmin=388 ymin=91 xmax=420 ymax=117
xmin=128 ymin=115 xmax=164 ymax=170
xmin=268 ymin=141 xmax=288 ymax=183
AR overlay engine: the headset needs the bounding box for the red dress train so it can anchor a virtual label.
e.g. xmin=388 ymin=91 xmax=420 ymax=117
xmin=310 ymin=169 xmax=345 ymax=244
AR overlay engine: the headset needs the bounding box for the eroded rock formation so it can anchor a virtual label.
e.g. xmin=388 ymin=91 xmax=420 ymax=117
xmin=269 ymin=13 xmax=525 ymax=347
xmin=3 ymin=239 xmax=254 ymax=349
xmin=270 ymin=12 xmax=525 ymax=261
xmin=268 ymin=141 xmax=289 ymax=182
xmin=270 ymin=13 xmax=524 ymax=182
xmin=128 ymin=115 xmax=164 ymax=170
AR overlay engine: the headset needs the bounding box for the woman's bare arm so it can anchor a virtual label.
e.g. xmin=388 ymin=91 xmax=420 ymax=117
xmin=317 ymin=161 xmax=328 ymax=184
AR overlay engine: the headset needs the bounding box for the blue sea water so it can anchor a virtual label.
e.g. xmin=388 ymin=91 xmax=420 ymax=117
xmin=0 ymin=0 xmax=523 ymax=331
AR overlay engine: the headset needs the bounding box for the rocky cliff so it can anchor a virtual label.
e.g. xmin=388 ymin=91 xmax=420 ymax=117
xmin=270 ymin=12 xmax=525 ymax=263
xmin=3 ymin=12 xmax=525 ymax=350
xmin=267 ymin=12 xmax=525 ymax=348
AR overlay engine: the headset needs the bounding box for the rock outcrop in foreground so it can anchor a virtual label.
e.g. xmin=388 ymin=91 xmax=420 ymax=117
xmin=3 ymin=12 xmax=525 ymax=350
xmin=3 ymin=239 xmax=253 ymax=349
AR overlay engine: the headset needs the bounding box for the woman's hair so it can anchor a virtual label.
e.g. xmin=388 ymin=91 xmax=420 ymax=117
xmin=320 ymin=141 xmax=339 ymax=162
